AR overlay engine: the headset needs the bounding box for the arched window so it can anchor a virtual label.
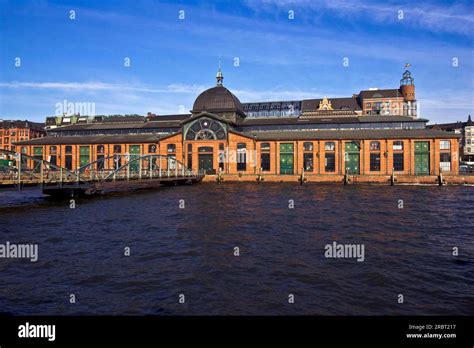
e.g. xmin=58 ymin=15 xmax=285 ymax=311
xmin=185 ymin=117 xmax=226 ymax=140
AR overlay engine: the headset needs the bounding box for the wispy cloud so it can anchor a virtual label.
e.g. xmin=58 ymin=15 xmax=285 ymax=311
xmin=0 ymin=80 xmax=327 ymax=100
xmin=251 ymin=0 xmax=474 ymax=36
xmin=0 ymin=80 xmax=328 ymax=117
xmin=0 ymin=81 xmax=207 ymax=94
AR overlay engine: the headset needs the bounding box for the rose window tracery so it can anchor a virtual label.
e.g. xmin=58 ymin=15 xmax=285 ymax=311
xmin=185 ymin=118 xmax=226 ymax=140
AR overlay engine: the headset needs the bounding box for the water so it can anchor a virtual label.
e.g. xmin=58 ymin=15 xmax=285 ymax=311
xmin=0 ymin=183 xmax=473 ymax=315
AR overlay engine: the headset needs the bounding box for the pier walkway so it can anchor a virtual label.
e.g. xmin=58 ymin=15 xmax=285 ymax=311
xmin=0 ymin=149 xmax=204 ymax=197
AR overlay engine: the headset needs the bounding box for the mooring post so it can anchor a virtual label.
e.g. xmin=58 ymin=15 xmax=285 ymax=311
xmin=439 ymin=168 xmax=445 ymax=186
xmin=17 ymin=152 xmax=22 ymax=190
xmin=139 ymin=157 xmax=142 ymax=180
xmin=159 ymin=156 xmax=162 ymax=178
xmin=344 ymin=168 xmax=349 ymax=185
xmin=299 ymin=167 xmax=305 ymax=185
xmin=256 ymin=169 xmax=263 ymax=184
xmin=149 ymin=158 xmax=153 ymax=179
xmin=40 ymin=161 xmax=44 ymax=189
xmin=127 ymin=160 xmax=130 ymax=181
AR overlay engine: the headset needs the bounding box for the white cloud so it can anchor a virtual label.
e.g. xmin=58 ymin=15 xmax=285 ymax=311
xmin=250 ymin=0 xmax=474 ymax=36
xmin=0 ymin=81 xmax=207 ymax=94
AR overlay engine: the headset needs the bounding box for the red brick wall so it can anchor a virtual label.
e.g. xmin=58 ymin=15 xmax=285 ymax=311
xmin=16 ymin=135 xmax=460 ymax=176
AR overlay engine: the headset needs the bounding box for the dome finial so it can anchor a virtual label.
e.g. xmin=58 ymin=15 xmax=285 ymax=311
xmin=216 ymin=57 xmax=223 ymax=86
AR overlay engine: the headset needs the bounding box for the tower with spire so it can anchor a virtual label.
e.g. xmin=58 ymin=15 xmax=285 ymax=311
xmin=400 ymin=63 xmax=415 ymax=101
xmin=400 ymin=63 xmax=416 ymax=117
xmin=216 ymin=58 xmax=224 ymax=86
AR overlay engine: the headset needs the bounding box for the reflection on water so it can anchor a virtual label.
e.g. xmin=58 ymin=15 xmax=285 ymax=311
xmin=0 ymin=183 xmax=473 ymax=315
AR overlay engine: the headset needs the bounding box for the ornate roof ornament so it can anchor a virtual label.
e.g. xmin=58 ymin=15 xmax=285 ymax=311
xmin=318 ymin=97 xmax=334 ymax=110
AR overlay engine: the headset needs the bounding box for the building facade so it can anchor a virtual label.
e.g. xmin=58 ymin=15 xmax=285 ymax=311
xmin=14 ymin=67 xmax=460 ymax=176
xmin=0 ymin=120 xmax=45 ymax=152
xmin=428 ymin=115 xmax=474 ymax=163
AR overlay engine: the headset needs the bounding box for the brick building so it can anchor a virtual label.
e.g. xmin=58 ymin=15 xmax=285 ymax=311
xmin=0 ymin=120 xmax=45 ymax=152
xmin=14 ymin=67 xmax=460 ymax=176
xmin=428 ymin=115 xmax=474 ymax=163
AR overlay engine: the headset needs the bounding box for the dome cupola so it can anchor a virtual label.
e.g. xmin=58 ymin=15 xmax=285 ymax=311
xmin=191 ymin=62 xmax=246 ymax=122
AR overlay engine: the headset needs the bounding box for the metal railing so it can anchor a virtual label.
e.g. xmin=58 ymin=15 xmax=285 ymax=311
xmin=0 ymin=149 xmax=203 ymax=187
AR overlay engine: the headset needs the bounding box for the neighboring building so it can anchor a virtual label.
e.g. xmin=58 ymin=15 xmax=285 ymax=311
xmin=45 ymin=114 xmax=145 ymax=130
xmin=428 ymin=115 xmax=474 ymax=163
xmin=0 ymin=120 xmax=45 ymax=152
xmin=243 ymin=66 xmax=416 ymax=118
xmin=14 ymin=66 xmax=460 ymax=176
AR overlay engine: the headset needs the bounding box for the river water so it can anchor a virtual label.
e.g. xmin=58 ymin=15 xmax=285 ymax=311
xmin=0 ymin=183 xmax=473 ymax=315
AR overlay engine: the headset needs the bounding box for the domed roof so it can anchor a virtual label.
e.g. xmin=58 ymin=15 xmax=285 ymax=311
xmin=192 ymin=86 xmax=244 ymax=115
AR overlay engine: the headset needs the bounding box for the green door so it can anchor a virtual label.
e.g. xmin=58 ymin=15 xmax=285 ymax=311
xmin=33 ymin=147 xmax=43 ymax=173
xmin=79 ymin=146 xmax=90 ymax=171
xmin=345 ymin=142 xmax=360 ymax=174
xmin=129 ymin=145 xmax=141 ymax=173
xmin=414 ymin=141 xmax=430 ymax=175
xmin=199 ymin=154 xmax=214 ymax=174
xmin=280 ymin=143 xmax=294 ymax=174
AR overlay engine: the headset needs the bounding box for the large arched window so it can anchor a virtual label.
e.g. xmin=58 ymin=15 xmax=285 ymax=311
xmin=185 ymin=117 xmax=226 ymax=140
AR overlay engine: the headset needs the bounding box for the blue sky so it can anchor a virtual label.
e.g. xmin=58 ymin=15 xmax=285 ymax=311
xmin=0 ymin=0 xmax=473 ymax=123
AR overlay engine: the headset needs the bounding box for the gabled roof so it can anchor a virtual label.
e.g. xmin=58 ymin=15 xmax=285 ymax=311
xmin=179 ymin=112 xmax=236 ymax=126
xmin=0 ymin=120 xmax=45 ymax=129
xmin=358 ymin=89 xmax=402 ymax=99
xmin=427 ymin=122 xmax=466 ymax=130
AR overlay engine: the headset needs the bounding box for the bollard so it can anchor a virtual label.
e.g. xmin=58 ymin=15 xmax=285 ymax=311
xmin=438 ymin=171 xmax=445 ymax=186
xmin=344 ymin=169 xmax=349 ymax=185
xmin=298 ymin=167 xmax=306 ymax=185
xmin=216 ymin=170 xmax=223 ymax=183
